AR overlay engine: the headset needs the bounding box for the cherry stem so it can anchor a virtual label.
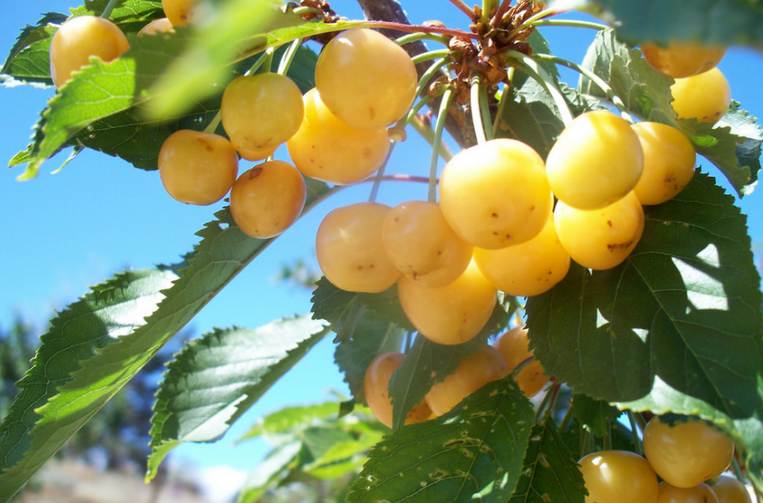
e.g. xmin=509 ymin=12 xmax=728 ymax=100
xmin=535 ymin=381 xmax=561 ymax=421
xmin=277 ymin=39 xmax=302 ymax=75
xmin=518 ymin=6 xmax=564 ymax=31
xmin=470 ymin=76 xmax=494 ymax=144
xmin=428 ymin=88 xmax=455 ymax=202
xmin=100 ymin=0 xmax=122 ymax=18
xmin=413 ymin=57 xmax=449 ymax=103
xmin=412 ymin=49 xmax=452 ymax=65
xmin=396 ymin=32 xmax=450 ymax=46
xmin=367 ymin=20 xmax=477 ymax=39
xmin=482 ymin=0 xmax=498 ymax=23
xmin=506 ymin=50 xmax=574 ymax=126
xmin=363 ymin=174 xmax=433 ymax=185
xmin=535 ymin=53 xmax=634 ymax=122
xmin=411 ymin=114 xmax=454 ymax=161
xmin=533 ymin=18 xmax=608 ymax=30
xmin=627 ymin=412 xmax=644 ymax=455
xmin=448 ymin=0 xmax=475 ymax=19
xmin=492 ymin=68 xmax=514 ymax=132
xmin=369 ymin=145 xmax=396 ymax=202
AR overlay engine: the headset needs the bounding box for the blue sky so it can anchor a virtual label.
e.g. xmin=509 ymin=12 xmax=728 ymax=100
xmin=1 ymin=0 xmax=762 ymax=482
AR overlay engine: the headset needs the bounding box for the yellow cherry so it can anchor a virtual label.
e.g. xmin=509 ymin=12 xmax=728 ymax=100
xmin=658 ymin=483 xmax=720 ymax=503
xmin=425 ymin=346 xmax=506 ymax=417
xmin=230 ymin=161 xmax=306 ymax=239
xmin=546 ymin=110 xmax=644 ymax=210
xmin=158 ymin=130 xmax=238 ymax=205
xmin=398 ymin=259 xmax=497 ymax=346
xmin=439 ymin=139 xmax=552 ymax=249
xmin=316 ymin=28 xmax=417 ymax=128
xmin=138 ymin=18 xmax=175 ymax=36
xmin=711 ymin=476 xmax=752 ymax=503
xmin=632 ymin=122 xmax=696 ymax=205
xmin=316 ymin=203 xmax=400 ymax=293
xmin=162 ymin=0 xmax=196 ymax=27
xmin=382 ymin=201 xmax=472 ymax=287
xmin=644 ymin=417 xmax=735 ymax=488
xmin=494 ymin=327 xmax=549 ymax=397
xmin=554 ymin=192 xmax=644 ymax=270
xmin=579 ymin=450 xmax=659 ymax=503
xmin=50 ymin=16 xmax=129 ymax=88
xmin=364 ymin=352 xmax=432 ymax=428
xmin=671 ymin=69 xmax=731 ymax=124
xmin=474 ymin=218 xmax=570 ymax=297
xmin=287 ymin=88 xmax=391 ymax=185
xmin=642 ymin=42 xmax=726 ymax=78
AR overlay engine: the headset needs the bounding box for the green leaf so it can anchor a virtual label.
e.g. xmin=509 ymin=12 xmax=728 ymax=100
xmin=240 ymin=402 xmax=343 ymax=441
xmin=388 ymin=298 xmax=513 ymax=431
xmin=311 ymin=279 xmax=409 ymax=402
xmin=237 ymin=441 xmax=302 ymax=503
xmin=571 ymin=394 xmax=620 ymax=438
xmin=579 ymin=29 xmax=762 ymax=195
xmin=580 ymin=0 xmax=763 ymax=50
xmin=510 ymin=420 xmax=586 ymax=503
xmin=0 ymin=181 xmax=331 ymax=499
xmin=526 ymin=172 xmax=763 ymax=489
xmin=346 ymin=377 xmax=534 ymax=502
xmin=2 ymin=1 xmax=163 ymax=87
xmin=304 ymin=427 xmax=383 ymax=480
xmin=146 ymin=318 xmax=329 ymax=481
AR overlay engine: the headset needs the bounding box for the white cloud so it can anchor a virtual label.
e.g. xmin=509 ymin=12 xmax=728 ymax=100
xmin=198 ymin=465 xmax=248 ymax=503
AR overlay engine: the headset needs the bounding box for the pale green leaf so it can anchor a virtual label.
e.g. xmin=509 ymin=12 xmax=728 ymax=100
xmin=146 ymin=318 xmax=329 ymax=481
xmin=237 ymin=441 xmax=302 ymax=503
xmin=240 ymin=402 xmax=343 ymax=441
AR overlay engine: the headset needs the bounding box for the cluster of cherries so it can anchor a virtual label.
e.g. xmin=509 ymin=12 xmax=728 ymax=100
xmin=582 ymin=417 xmax=748 ymax=503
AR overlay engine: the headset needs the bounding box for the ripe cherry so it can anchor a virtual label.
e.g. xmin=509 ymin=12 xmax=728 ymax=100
xmin=546 ymin=110 xmax=644 ymax=210
xmin=579 ymin=450 xmax=659 ymax=503
xmin=398 ymin=259 xmax=497 ymax=346
xmin=554 ymin=192 xmax=644 ymax=270
xmin=316 ymin=28 xmax=417 ymax=129
xmin=316 ymin=203 xmax=400 ymax=293
xmin=425 ymin=346 xmax=506 ymax=417
xmin=671 ymin=69 xmax=731 ymax=124
xmin=642 ymin=42 xmax=726 ymax=78
xmin=158 ymin=130 xmax=238 ymax=205
xmin=222 ymin=73 xmax=304 ymax=159
xmin=632 ymin=122 xmax=696 ymax=206
xmin=162 ymin=0 xmax=196 ymax=27
xmin=439 ymin=139 xmax=552 ymax=249
xmin=644 ymin=417 xmax=735 ymax=488
xmin=711 ymin=476 xmax=752 ymax=503
xmin=138 ymin=18 xmax=174 ymax=36
xmin=230 ymin=161 xmax=306 ymax=239
xmin=50 ymin=16 xmax=129 ymax=88
xmin=658 ymin=483 xmax=720 ymax=503
xmin=382 ymin=201 xmax=472 ymax=287
xmin=364 ymin=352 xmax=432 ymax=428
xmin=474 ymin=218 xmax=570 ymax=297
xmin=287 ymin=89 xmax=391 ymax=185
xmin=493 ymin=327 xmax=549 ymax=397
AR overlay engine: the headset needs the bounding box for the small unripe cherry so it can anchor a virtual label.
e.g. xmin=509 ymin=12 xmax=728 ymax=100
xmin=162 ymin=0 xmax=197 ymax=27
xmin=230 ymin=161 xmax=306 ymax=239
xmin=158 ymin=130 xmax=238 ymax=205
xmin=398 ymin=259 xmax=497 ymax=346
xmin=579 ymin=450 xmax=659 ymax=503
xmin=287 ymin=88 xmax=391 ymax=185
xmin=474 ymin=218 xmax=570 ymax=297
xmin=644 ymin=417 xmax=735 ymax=488
xmin=316 ymin=28 xmax=417 ymax=129
xmin=425 ymin=346 xmax=506 ymax=417
xmin=439 ymin=139 xmax=552 ymax=249
xmin=671 ymin=68 xmax=731 ymax=124
xmin=364 ymin=352 xmax=432 ymax=428
xmin=711 ymin=476 xmax=752 ymax=503
xmin=382 ymin=201 xmax=472 ymax=287
xmin=493 ymin=327 xmax=549 ymax=397
xmin=138 ymin=18 xmax=175 ymax=36
xmin=632 ymin=122 xmax=696 ymax=206
xmin=316 ymin=203 xmax=400 ymax=293
xmin=222 ymin=73 xmax=304 ymax=157
xmin=657 ymin=483 xmax=720 ymax=503
xmin=554 ymin=192 xmax=644 ymax=270
xmin=50 ymin=16 xmax=129 ymax=88
xmin=546 ymin=110 xmax=644 ymax=210
xmin=642 ymin=42 xmax=726 ymax=78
